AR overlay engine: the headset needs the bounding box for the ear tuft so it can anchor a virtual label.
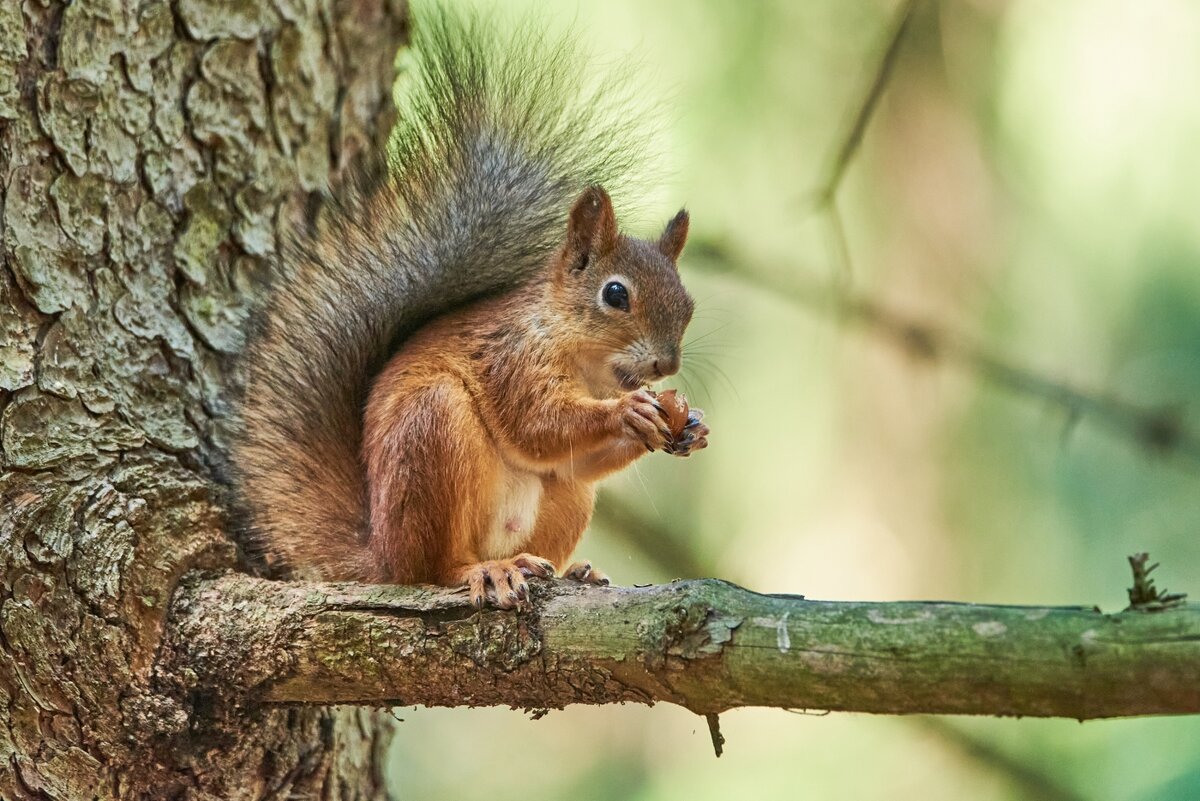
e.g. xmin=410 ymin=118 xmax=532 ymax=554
xmin=658 ymin=209 xmax=689 ymax=262
xmin=564 ymin=185 xmax=618 ymax=270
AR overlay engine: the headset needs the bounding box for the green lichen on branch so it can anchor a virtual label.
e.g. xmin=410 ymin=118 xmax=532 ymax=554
xmin=162 ymin=572 xmax=1200 ymax=722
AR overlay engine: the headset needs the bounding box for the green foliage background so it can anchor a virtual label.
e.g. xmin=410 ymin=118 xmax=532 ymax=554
xmin=387 ymin=1 xmax=1200 ymax=798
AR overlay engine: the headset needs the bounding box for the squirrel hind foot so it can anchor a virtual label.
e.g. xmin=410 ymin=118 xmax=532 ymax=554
xmin=458 ymin=554 xmax=557 ymax=609
xmin=563 ymin=561 xmax=610 ymax=587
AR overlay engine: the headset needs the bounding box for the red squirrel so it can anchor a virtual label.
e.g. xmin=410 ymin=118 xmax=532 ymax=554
xmin=232 ymin=7 xmax=708 ymax=608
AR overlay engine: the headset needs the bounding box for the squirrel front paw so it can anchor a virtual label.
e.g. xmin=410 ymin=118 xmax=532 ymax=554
xmin=666 ymin=408 xmax=709 ymax=457
xmin=457 ymin=553 xmax=556 ymax=609
xmin=620 ymin=389 xmax=671 ymax=452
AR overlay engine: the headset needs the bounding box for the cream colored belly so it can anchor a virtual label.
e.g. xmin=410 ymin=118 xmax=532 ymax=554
xmin=482 ymin=466 xmax=543 ymax=560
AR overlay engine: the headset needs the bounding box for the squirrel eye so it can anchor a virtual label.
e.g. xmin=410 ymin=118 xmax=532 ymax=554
xmin=602 ymin=281 xmax=630 ymax=312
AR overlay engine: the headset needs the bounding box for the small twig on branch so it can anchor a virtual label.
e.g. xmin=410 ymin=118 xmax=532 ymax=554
xmin=1127 ymin=553 xmax=1187 ymax=611
xmin=704 ymin=713 xmax=725 ymax=758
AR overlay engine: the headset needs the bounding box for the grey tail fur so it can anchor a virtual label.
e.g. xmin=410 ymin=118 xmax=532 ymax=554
xmin=230 ymin=5 xmax=651 ymax=579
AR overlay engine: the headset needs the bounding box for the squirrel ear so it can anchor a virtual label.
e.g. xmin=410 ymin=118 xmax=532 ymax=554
xmin=658 ymin=209 xmax=690 ymax=262
xmin=565 ymin=185 xmax=618 ymax=270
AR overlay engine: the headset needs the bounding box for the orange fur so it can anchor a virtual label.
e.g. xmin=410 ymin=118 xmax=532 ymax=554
xmin=361 ymin=188 xmax=705 ymax=606
xmin=231 ymin=11 xmax=707 ymax=602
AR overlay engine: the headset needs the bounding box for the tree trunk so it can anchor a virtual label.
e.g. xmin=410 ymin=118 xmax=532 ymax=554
xmin=0 ymin=1 xmax=407 ymax=798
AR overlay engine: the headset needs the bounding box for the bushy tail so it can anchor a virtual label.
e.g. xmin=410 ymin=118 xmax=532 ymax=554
xmin=232 ymin=5 xmax=651 ymax=579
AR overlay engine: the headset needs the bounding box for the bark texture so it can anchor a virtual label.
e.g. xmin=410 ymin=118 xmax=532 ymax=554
xmin=0 ymin=1 xmax=406 ymax=798
xmin=167 ymin=574 xmax=1200 ymax=720
xmin=4 ymin=1 xmax=1198 ymax=798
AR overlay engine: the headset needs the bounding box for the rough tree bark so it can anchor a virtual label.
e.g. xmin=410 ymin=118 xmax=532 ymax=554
xmin=3 ymin=2 xmax=1198 ymax=799
xmin=164 ymin=575 xmax=1199 ymax=719
xmin=0 ymin=1 xmax=406 ymax=798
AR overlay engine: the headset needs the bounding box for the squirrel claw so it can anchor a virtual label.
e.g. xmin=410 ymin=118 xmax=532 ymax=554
xmin=513 ymin=554 xmax=556 ymax=578
xmin=459 ymin=553 xmax=557 ymax=609
xmin=622 ymin=390 xmax=670 ymax=452
xmin=667 ymin=422 xmax=709 ymax=457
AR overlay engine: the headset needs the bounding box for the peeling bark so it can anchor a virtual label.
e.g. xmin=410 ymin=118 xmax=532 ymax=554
xmin=165 ymin=574 xmax=1200 ymax=720
xmin=0 ymin=1 xmax=407 ymax=798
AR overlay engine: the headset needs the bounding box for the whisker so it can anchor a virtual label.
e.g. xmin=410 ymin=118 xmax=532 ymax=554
xmin=676 ymin=369 xmax=712 ymax=408
xmin=678 ymin=362 xmax=718 ymax=407
xmin=682 ymin=345 xmax=733 ymax=358
xmin=629 ymin=461 xmax=661 ymax=519
xmin=683 ymin=322 xmax=734 ymax=350
xmin=683 ymin=356 xmax=738 ymax=401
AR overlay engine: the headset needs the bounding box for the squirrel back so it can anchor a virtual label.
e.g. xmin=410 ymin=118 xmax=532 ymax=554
xmin=232 ymin=6 xmax=652 ymax=579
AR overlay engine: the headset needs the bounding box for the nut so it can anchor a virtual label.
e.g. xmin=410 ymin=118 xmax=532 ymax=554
xmin=654 ymin=389 xmax=691 ymax=441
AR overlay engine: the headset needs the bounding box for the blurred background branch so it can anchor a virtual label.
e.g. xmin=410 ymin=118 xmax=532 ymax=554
xmin=915 ymin=717 xmax=1089 ymax=801
xmin=781 ymin=0 xmax=1200 ymax=470
xmin=816 ymin=0 xmax=920 ymax=207
xmin=399 ymin=1 xmax=1200 ymax=798
xmin=813 ymin=0 xmax=919 ymax=291
xmin=688 ymin=243 xmax=1200 ymax=470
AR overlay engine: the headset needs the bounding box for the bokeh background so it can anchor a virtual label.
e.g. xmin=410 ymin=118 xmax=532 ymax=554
xmin=386 ymin=1 xmax=1200 ymax=798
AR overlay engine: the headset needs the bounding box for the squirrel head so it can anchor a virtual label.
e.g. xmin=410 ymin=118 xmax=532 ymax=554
xmin=550 ymin=185 xmax=694 ymax=396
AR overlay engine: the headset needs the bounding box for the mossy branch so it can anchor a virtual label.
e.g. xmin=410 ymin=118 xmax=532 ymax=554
xmin=162 ymin=573 xmax=1200 ymax=720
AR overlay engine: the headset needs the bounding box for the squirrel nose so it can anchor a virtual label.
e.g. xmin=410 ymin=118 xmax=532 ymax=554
xmin=654 ymin=352 xmax=681 ymax=378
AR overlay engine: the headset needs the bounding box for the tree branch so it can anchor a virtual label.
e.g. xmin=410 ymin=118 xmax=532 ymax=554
xmin=593 ymin=498 xmax=1094 ymax=797
xmin=163 ymin=572 xmax=1200 ymax=719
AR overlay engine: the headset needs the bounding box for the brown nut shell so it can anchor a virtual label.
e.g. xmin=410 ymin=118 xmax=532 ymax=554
xmin=654 ymin=389 xmax=691 ymax=441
